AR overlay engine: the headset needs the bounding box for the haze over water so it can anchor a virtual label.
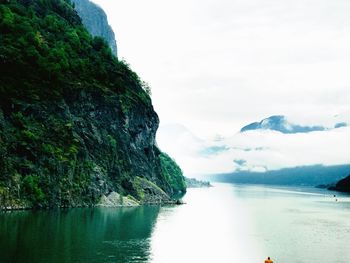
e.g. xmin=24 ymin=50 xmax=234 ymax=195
xmin=2 ymin=184 xmax=350 ymax=263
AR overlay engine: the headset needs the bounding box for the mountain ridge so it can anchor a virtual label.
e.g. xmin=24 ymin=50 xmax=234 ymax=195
xmin=212 ymin=164 xmax=350 ymax=186
xmin=241 ymin=115 xmax=326 ymax=134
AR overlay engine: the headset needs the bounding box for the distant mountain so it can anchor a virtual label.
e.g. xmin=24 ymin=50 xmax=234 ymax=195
xmin=157 ymin=124 xmax=228 ymax=157
xmin=334 ymin=122 xmax=347 ymax=128
xmin=211 ymin=164 xmax=350 ymax=186
xmin=157 ymin=124 xmax=204 ymax=155
xmin=328 ymin=175 xmax=350 ymax=192
xmin=240 ymin=115 xmax=328 ymax=134
xmin=72 ymin=0 xmax=118 ymax=56
xmin=157 ymin=124 xmax=204 ymax=145
xmin=185 ymin=178 xmax=212 ymax=188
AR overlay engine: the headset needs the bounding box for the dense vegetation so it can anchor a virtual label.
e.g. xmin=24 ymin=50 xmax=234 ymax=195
xmin=0 ymin=0 xmax=185 ymax=208
xmin=159 ymin=153 xmax=186 ymax=194
xmin=0 ymin=0 xmax=145 ymax=100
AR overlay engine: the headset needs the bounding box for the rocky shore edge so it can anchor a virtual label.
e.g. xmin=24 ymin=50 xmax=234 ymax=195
xmin=0 ymin=197 xmax=184 ymax=211
xmin=0 ymin=177 xmax=185 ymax=211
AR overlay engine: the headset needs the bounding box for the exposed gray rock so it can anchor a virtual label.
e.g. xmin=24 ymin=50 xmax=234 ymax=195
xmin=99 ymin=192 xmax=139 ymax=207
xmin=133 ymin=176 xmax=173 ymax=204
xmin=71 ymin=0 xmax=118 ymax=56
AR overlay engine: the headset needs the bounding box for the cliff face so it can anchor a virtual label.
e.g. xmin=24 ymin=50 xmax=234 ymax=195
xmin=71 ymin=0 xmax=118 ymax=56
xmin=0 ymin=0 xmax=185 ymax=209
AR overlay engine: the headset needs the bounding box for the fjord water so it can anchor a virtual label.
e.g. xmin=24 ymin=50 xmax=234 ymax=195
xmin=1 ymin=184 xmax=350 ymax=263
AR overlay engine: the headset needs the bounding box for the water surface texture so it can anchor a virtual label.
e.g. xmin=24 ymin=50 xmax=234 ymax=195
xmin=1 ymin=184 xmax=350 ymax=263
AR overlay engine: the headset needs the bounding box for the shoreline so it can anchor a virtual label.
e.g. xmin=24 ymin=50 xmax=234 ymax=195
xmin=0 ymin=190 xmax=186 ymax=212
xmin=0 ymin=199 xmax=185 ymax=212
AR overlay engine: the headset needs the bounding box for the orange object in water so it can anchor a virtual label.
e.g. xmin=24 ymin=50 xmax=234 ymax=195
xmin=265 ymin=256 xmax=273 ymax=263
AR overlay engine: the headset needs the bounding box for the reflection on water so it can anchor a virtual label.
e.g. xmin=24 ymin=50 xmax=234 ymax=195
xmin=0 ymin=206 xmax=160 ymax=263
xmin=1 ymin=184 xmax=350 ymax=263
xmin=150 ymin=184 xmax=263 ymax=263
xmin=151 ymin=184 xmax=350 ymax=263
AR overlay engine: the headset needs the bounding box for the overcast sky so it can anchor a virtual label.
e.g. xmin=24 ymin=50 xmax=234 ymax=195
xmin=92 ymin=0 xmax=350 ymax=137
xmin=91 ymin=0 xmax=350 ymax=175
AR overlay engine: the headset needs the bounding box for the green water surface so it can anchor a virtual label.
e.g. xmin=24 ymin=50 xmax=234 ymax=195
xmin=0 ymin=206 xmax=159 ymax=263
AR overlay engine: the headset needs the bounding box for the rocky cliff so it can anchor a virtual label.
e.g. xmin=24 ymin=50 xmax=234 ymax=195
xmin=0 ymin=0 xmax=185 ymax=209
xmin=71 ymin=0 xmax=118 ymax=56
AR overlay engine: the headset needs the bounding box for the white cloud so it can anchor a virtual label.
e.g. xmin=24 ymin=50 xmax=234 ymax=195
xmin=157 ymin=123 xmax=350 ymax=177
xmin=227 ymin=127 xmax=350 ymax=169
